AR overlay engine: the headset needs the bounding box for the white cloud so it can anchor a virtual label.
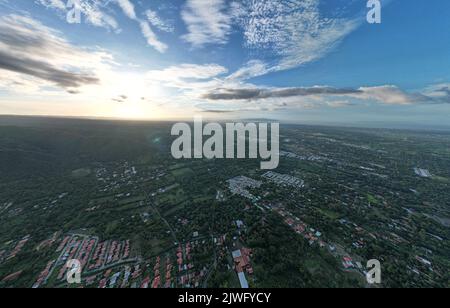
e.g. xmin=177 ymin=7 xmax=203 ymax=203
xmin=114 ymin=0 xmax=168 ymax=53
xmin=115 ymin=0 xmax=136 ymax=20
xmin=226 ymin=60 xmax=269 ymax=81
xmin=36 ymin=0 xmax=120 ymax=31
xmin=181 ymin=0 xmax=232 ymax=47
xmin=355 ymin=86 xmax=416 ymax=105
xmin=146 ymin=63 xmax=228 ymax=89
xmin=37 ymin=0 xmax=66 ymax=10
xmin=36 ymin=0 xmax=168 ymax=52
xmin=139 ymin=20 xmax=168 ymax=53
xmin=82 ymin=2 xmax=120 ymax=30
xmin=233 ymin=0 xmax=359 ymax=72
xmin=145 ymin=9 xmax=174 ymax=33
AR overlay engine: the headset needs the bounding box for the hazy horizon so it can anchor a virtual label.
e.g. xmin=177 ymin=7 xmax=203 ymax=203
xmin=2 ymin=113 xmax=450 ymax=132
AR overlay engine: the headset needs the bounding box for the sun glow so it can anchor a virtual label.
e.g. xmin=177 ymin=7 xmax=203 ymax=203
xmin=115 ymin=102 xmax=146 ymax=119
xmin=96 ymin=72 xmax=169 ymax=120
xmin=112 ymin=98 xmax=168 ymax=120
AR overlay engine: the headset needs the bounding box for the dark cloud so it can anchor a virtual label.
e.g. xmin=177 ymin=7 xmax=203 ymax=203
xmin=202 ymin=86 xmax=362 ymax=101
xmin=0 ymin=50 xmax=99 ymax=88
xmin=201 ymin=109 xmax=235 ymax=113
xmin=438 ymin=86 xmax=450 ymax=94
xmin=203 ymin=85 xmax=450 ymax=106
xmin=0 ymin=29 xmax=59 ymax=56
xmin=112 ymin=95 xmax=128 ymax=103
xmin=435 ymin=87 xmax=450 ymax=103
xmin=0 ymin=15 xmax=102 ymax=91
xmin=0 ymin=31 xmax=43 ymax=51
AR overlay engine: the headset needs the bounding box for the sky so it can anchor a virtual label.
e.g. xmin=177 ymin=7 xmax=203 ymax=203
xmin=0 ymin=0 xmax=449 ymax=127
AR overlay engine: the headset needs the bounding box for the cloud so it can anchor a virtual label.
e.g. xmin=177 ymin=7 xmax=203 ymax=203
xmin=0 ymin=50 xmax=99 ymax=88
xmin=138 ymin=20 xmax=168 ymax=53
xmin=36 ymin=0 xmax=167 ymax=52
xmin=355 ymin=86 xmax=426 ymax=105
xmin=197 ymin=104 xmax=277 ymax=114
xmin=202 ymin=84 xmax=450 ymax=106
xmin=181 ymin=0 xmax=232 ymax=47
xmin=196 ymin=101 xmax=286 ymax=114
xmin=36 ymin=0 xmax=119 ymax=31
xmin=226 ymin=60 xmax=270 ymax=81
xmin=37 ymin=0 xmax=66 ymax=10
xmin=145 ymin=9 xmax=174 ymax=33
xmin=233 ymin=0 xmax=359 ymax=74
xmin=0 ymin=14 xmax=112 ymax=90
xmin=115 ymin=0 xmax=136 ymax=19
xmin=203 ymin=86 xmax=362 ymax=101
xmin=112 ymin=94 xmax=128 ymax=102
xmin=114 ymin=0 xmax=168 ymax=53
xmin=421 ymin=84 xmax=450 ymax=104
xmin=146 ymin=63 xmax=228 ymax=89
xmin=200 ymin=109 xmax=235 ymax=113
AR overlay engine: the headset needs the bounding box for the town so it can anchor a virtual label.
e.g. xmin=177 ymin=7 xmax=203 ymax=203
xmin=0 ymin=118 xmax=448 ymax=288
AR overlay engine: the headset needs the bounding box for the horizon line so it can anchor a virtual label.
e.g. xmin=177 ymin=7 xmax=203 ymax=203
xmin=1 ymin=113 xmax=450 ymax=132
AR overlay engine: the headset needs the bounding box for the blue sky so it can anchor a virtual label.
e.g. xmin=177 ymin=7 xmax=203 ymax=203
xmin=0 ymin=0 xmax=449 ymax=127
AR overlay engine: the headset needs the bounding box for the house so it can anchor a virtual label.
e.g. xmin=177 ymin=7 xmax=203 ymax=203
xmin=232 ymin=248 xmax=253 ymax=275
xmin=342 ymin=256 xmax=354 ymax=269
xmin=2 ymin=270 xmax=22 ymax=282
xmin=416 ymin=256 xmax=432 ymax=267
xmin=232 ymin=250 xmax=242 ymax=259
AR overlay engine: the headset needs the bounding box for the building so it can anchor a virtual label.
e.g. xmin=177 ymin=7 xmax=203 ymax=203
xmin=238 ymin=272 xmax=249 ymax=289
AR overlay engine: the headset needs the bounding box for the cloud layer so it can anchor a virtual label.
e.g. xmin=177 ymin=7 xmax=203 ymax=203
xmin=203 ymin=86 xmax=362 ymax=101
xmin=202 ymin=84 xmax=450 ymax=106
xmin=35 ymin=0 xmax=168 ymax=52
xmin=0 ymin=14 xmax=111 ymax=90
xmin=234 ymin=0 xmax=358 ymax=71
xmin=37 ymin=0 xmax=119 ymax=30
xmin=181 ymin=0 xmax=232 ymax=47
xmin=33 ymin=0 xmax=362 ymax=73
